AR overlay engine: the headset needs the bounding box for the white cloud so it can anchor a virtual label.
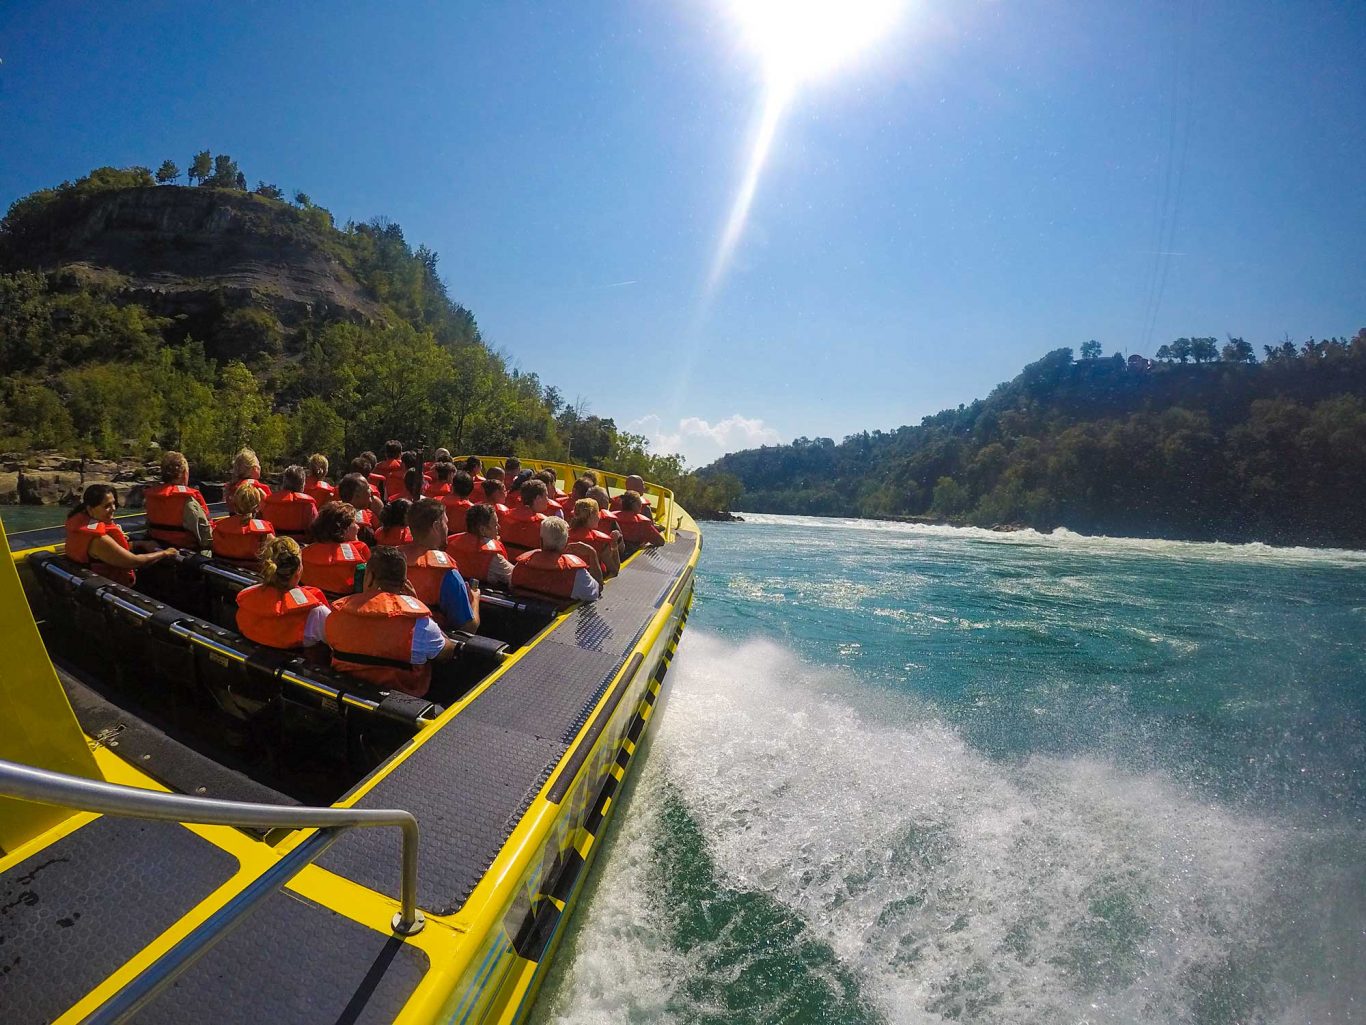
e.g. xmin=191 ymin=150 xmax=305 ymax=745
xmin=626 ymin=413 xmax=782 ymax=468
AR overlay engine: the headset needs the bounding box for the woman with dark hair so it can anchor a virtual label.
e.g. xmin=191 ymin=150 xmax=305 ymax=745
xmin=375 ymin=498 xmax=413 ymax=546
xmin=401 ymin=465 xmax=426 ymax=504
xmin=236 ymin=536 xmax=331 ymax=650
xmin=212 ymin=482 xmax=276 ymax=565
xmin=301 ymin=502 xmax=371 ymax=596
xmin=65 ymin=483 xmax=177 ymax=585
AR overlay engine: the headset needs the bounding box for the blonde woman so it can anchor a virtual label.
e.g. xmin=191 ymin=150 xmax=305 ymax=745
xmin=226 ymin=447 xmax=272 ymax=504
xmin=304 ymin=453 xmax=336 ymax=505
xmin=568 ymin=498 xmax=620 ymax=578
xmin=235 ymin=536 xmax=331 ymax=650
xmin=212 ymin=483 xmax=276 ymax=564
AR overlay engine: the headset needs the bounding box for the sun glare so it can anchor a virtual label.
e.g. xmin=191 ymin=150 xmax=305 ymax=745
xmin=703 ymin=0 xmax=906 ymax=299
xmin=728 ymin=0 xmax=905 ymax=88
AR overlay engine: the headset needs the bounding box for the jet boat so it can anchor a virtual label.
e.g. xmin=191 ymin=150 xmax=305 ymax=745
xmin=0 ymin=458 xmax=699 ymax=1025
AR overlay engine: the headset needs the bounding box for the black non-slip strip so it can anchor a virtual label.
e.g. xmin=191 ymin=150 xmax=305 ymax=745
xmin=546 ymin=651 xmax=644 ymax=804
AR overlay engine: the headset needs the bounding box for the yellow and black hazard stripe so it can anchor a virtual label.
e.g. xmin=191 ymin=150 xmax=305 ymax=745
xmin=511 ymin=598 xmax=690 ymax=962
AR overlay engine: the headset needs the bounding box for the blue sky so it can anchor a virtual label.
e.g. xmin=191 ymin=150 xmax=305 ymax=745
xmin=2 ymin=1 xmax=1363 ymax=466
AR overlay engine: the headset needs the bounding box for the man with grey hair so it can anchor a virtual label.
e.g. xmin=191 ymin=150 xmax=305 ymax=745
xmin=510 ymin=517 xmax=601 ymax=603
xmin=144 ymin=450 xmax=212 ymax=549
xmin=259 ymin=464 xmax=318 ymax=542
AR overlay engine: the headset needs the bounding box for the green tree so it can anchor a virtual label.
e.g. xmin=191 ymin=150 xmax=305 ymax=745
xmin=188 ymin=150 xmax=212 ymax=186
xmin=8 ymin=380 xmax=76 ymax=448
xmin=1080 ymin=339 xmax=1103 ymax=360
xmin=290 ymin=397 xmax=346 ymax=461
xmin=155 ymin=160 xmax=181 ymax=184
xmin=1221 ymin=337 xmax=1255 ymax=363
xmin=205 ymin=154 xmax=243 ymax=188
xmin=254 ymin=182 xmax=284 ymax=200
xmin=293 ymin=191 xmax=311 ymax=208
xmin=1190 ymin=337 xmax=1219 ymax=363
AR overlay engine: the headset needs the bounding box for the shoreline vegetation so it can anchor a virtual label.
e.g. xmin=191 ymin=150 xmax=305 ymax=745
xmin=704 ymin=341 xmax=1366 ymax=550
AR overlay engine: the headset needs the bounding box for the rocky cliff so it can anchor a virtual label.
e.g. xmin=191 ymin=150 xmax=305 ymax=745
xmin=1 ymin=185 xmax=381 ymax=343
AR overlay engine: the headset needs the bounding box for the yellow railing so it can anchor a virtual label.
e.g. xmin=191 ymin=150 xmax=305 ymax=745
xmin=463 ymin=457 xmax=675 ymax=541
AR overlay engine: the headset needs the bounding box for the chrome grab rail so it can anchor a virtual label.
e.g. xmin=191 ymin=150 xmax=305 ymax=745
xmin=0 ymin=757 xmax=424 ymax=1022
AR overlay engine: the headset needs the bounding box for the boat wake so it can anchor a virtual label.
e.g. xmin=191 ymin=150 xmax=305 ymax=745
xmin=537 ymin=631 xmax=1365 ymax=1025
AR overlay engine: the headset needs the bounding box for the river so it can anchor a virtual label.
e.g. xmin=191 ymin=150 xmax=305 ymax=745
xmin=534 ymin=514 xmax=1366 ymax=1024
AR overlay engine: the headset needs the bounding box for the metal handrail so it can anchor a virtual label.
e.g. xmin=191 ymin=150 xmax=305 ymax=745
xmin=0 ymin=757 xmax=425 ymax=935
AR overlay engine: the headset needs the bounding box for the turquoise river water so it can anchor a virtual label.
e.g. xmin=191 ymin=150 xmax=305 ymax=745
xmin=534 ymin=515 xmax=1366 ymax=1025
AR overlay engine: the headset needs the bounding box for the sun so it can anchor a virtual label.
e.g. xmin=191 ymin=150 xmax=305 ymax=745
xmin=726 ymin=0 xmax=906 ymax=88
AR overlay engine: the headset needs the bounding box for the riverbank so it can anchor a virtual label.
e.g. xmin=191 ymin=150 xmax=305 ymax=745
xmin=0 ymin=451 xmax=161 ymax=509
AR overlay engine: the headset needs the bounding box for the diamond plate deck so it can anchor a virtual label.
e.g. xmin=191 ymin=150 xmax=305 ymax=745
xmin=131 ymin=891 xmax=429 ymax=1025
xmin=0 ymin=816 xmax=238 ymax=1025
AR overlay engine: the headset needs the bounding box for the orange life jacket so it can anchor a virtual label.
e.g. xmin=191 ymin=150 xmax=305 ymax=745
xmin=301 ymin=540 xmax=370 ymax=595
xmin=511 ymin=550 xmax=588 ymax=601
xmin=404 ymin=548 xmax=461 ymax=625
xmin=325 ymin=591 xmax=433 ymax=696
xmin=425 ymin=481 xmax=451 ymax=499
xmin=143 ymin=483 xmax=210 ymax=547
xmin=609 ymin=494 xmax=653 ymax=514
xmin=445 ymin=532 xmax=509 ymax=584
xmin=568 ymin=526 xmax=614 ymax=558
xmin=226 ymin=476 xmax=271 ymax=504
xmin=355 ymin=507 xmax=378 ymax=530
xmin=236 ymin=583 xmax=328 ymax=649
xmin=618 ymin=512 xmax=665 ymax=547
xmin=469 ymin=481 xmax=487 ymax=505
xmin=375 ymin=525 xmax=412 ymax=547
xmin=65 ymin=513 xmax=135 ymax=586
xmin=212 ymin=515 xmax=274 ymax=562
xmin=441 ymin=496 xmax=474 ymax=535
xmin=367 ymin=471 xmax=387 ymax=495
xmin=304 ymin=478 xmax=336 ymax=506
xmin=375 ymin=459 xmax=405 ymax=499
xmin=258 ymin=491 xmax=317 ymax=541
xmin=501 ymin=506 xmax=546 ymax=554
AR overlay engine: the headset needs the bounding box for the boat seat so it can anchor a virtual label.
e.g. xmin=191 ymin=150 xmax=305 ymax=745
xmin=25 ymin=553 xmax=441 ymax=732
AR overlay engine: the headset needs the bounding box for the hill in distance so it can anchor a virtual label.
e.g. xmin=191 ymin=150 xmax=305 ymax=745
xmin=703 ymin=340 xmax=1366 ymax=548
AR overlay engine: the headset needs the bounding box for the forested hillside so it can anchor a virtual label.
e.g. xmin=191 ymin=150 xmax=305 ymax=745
xmin=0 ymin=157 xmax=738 ymax=513
xmin=706 ymin=340 xmax=1366 ymax=547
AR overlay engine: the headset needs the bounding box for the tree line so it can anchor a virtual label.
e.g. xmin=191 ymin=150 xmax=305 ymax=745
xmin=0 ymin=162 xmax=742 ymax=515
xmin=707 ymin=338 xmax=1366 ymax=547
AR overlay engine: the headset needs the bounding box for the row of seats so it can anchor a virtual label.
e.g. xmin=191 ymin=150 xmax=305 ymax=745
xmin=28 ymin=552 xmax=443 ymax=734
xmin=135 ymin=552 xmax=560 ymax=652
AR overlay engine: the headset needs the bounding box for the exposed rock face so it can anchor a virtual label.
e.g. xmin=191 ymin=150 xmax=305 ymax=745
xmin=7 ymin=186 xmax=382 ymax=343
xmin=0 ymin=453 xmax=159 ymax=506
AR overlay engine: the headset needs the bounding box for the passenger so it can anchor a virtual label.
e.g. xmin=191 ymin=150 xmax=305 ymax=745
xmin=235 ymin=537 xmax=331 ymax=651
xmin=441 ymin=470 xmax=475 ymax=535
xmin=425 ymin=461 xmax=455 ymax=499
xmin=617 ymin=491 xmax=666 ymax=548
xmin=376 ymin=498 xmax=413 ymax=546
xmin=609 ymin=475 xmax=653 ymax=515
xmin=462 ymin=455 xmax=484 ymax=481
xmin=424 ymin=447 xmax=451 ymax=475
xmin=212 ymin=482 xmax=275 ymax=564
xmin=511 ymin=517 xmax=601 ymax=603
xmin=400 ymin=465 xmax=426 ymax=504
xmin=301 ymin=502 xmax=370 ymax=595
xmin=502 ymin=478 xmax=551 ymax=554
xmin=375 ymin=440 xmax=405 ymax=499
xmin=446 ymin=504 xmax=514 ymax=589
xmin=143 ymin=450 xmax=212 ymax=549
xmin=353 ymin=453 xmax=386 ymax=496
xmin=503 ymin=456 xmax=522 ymax=482
xmin=65 ymin=483 xmax=177 ymax=586
xmin=559 ymin=476 xmax=592 ymax=517
xmin=505 ymin=469 xmax=534 ymax=507
xmin=258 ymin=465 xmax=318 ymax=542
xmin=338 ymin=473 xmax=381 ymax=531
xmin=401 ymin=498 xmax=479 ymax=632
xmin=568 ymin=499 xmax=621 ymax=578
xmin=304 ymin=453 xmax=336 ymax=506
xmin=481 ymin=479 xmax=512 ymax=522
xmin=325 ymin=546 xmax=460 ymax=698
xmin=536 ymin=468 xmax=566 ymax=505
xmin=587 ymin=485 xmax=624 ymax=542
xmin=225 ymin=447 xmax=272 ymax=504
